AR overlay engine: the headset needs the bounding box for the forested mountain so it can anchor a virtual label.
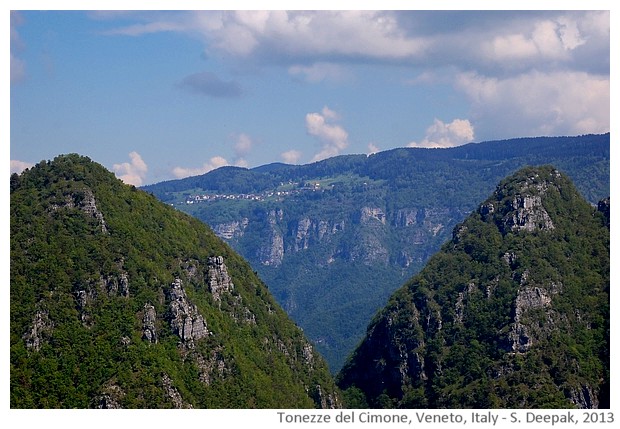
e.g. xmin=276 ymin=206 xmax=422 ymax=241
xmin=143 ymin=134 xmax=609 ymax=372
xmin=337 ymin=166 xmax=610 ymax=408
xmin=10 ymin=154 xmax=340 ymax=408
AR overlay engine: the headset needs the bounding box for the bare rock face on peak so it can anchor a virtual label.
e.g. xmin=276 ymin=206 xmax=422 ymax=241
xmin=143 ymin=134 xmax=609 ymax=374
xmin=337 ymin=166 xmax=609 ymax=409
xmin=10 ymin=154 xmax=341 ymax=409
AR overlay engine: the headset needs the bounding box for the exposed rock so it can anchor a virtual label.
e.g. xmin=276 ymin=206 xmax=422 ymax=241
xmin=162 ymin=373 xmax=193 ymax=409
xmin=92 ymin=380 xmax=125 ymax=409
xmin=454 ymin=281 xmax=478 ymax=324
xmin=99 ymin=272 xmax=129 ymax=297
xmin=506 ymin=194 xmax=555 ymax=232
xmin=75 ymin=288 xmax=97 ymax=327
xmin=181 ymin=259 xmax=199 ymax=280
xmin=302 ymin=342 xmax=315 ymax=369
xmin=206 ymin=256 xmax=234 ymax=302
xmin=50 ymin=188 xmax=108 ymax=234
xmin=213 ymin=218 xmax=249 ymax=240
xmin=23 ymin=309 xmax=53 ymax=351
xmin=360 ymin=207 xmax=386 ymax=225
xmin=294 ymin=217 xmax=313 ymax=250
xmin=566 ymin=384 xmax=599 ymax=409
xmin=167 ymin=278 xmax=210 ymax=344
xmin=142 ymin=303 xmax=158 ymax=343
xmin=395 ymin=208 xmax=418 ymax=227
xmin=80 ymin=188 xmax=108 ymax=234
xmin=195 ymin=346 xmax=229 ymax=386
xmin=311 ymin=384 xmax=341 ymax=409
xmin=258 ymin=229 xmax=284 ymax=266
xmin=508 ymin=278 xmax=554 ymax=353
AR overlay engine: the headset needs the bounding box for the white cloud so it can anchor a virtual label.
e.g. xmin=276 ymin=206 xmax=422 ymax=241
xmin=472 ymin=11 xmax=607 ymax=74
xmin=171 ymin=156 xmax=229 ymax=179
xmin=306 ymin=107 xmax=349 ymax=162
xmin=106 ymin=11 xmax=426 ymax=64
xmin=408 ymin=119 xmax=475 ymax=149
xmin=112 ymin=151 xmax=148 ymax=186
xmin=367 ymin=143 xmax=380 ymax=155
xmin=99 ymin=11 xmax=608 ymax=77
xmin=281 ymin=150 xmax=303 ymax=164
xmin=10 ymin=160 xmax=33 ymax=174
xmin=456 ymin=70 xmax=609 ymax=138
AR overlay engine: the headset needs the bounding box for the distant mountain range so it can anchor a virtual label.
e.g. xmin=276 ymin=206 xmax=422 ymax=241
xmin=143 ymin=134 xmax=609 ymax=372
xmin=11 ymin=139 xmax=610 ymax=409
xmin=10 ymin=154 xmax=340 ymax=408
xmin=337 ymin=166 xmax=609 ymax=408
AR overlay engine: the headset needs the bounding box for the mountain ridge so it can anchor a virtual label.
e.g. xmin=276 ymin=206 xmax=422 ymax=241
xmin=142 ymin=133 xmax=609 ymax=372
xmin=337 ymin=165 xmax=610 ymax=408
xmin=10 ymin=154 xmax=341 ymax=408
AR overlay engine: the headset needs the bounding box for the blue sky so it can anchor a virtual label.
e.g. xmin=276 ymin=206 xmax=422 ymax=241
xmin=8 ymin=4 xmax=612 ymax=186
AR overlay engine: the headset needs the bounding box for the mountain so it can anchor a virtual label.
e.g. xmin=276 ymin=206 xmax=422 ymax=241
xmin=143 ymin=134 xmax=609 ymax=373
xmin=337 ymin=166 xmax=610 ymax=408
xmin=10 ymin=154 xmax=341 ymax=408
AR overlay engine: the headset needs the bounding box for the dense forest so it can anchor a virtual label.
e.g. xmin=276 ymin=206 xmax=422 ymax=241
xmin=10 ymin=154 xmax=340 ymax=408
xmin=337 ymin=166 xmax=610 ymax=408
xmin=143 ymin=134 xmax=609 ymax=372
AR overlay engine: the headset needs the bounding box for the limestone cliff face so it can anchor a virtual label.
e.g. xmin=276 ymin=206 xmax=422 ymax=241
xmin=10 ymin=154 xmax=341 ymax=409
xmin=209 ymin=197 xmax=468 ymax=371
xmin=338 ymin=166 xmax=609 ymax=409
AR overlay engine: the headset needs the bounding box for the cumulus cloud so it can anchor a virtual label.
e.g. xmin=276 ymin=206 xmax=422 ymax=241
xmin=178 ymin=71 xmax=243 ymax=98
xmin=103 ymin=11 xmax=426 ymax=64
xmin=408 ymin=119 xmax=475 ymax=149
xmin=99 ymin=11 xmax=608 ymax=75
xmin=172 ymin=156 xmax=229 ymax=179
xmin=456 ymin=70 xmax=609 ymax=138
xmin=113 ymin=152 xmax=148 ymax=186
xmin=10 ymin=160 xmax=33 ymax=174
xmin=96 ymin=11 xmax=609 ymax=141
xmin=281 ymin=150 xmax=303 ymax=164
xmin=306 ymin=107 xmax=349 ymax=162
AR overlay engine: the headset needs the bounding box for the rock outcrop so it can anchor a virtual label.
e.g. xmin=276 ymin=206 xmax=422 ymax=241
xmin=23 ymin=309 xmax=53 ymax=351
xmin=338 ymin=166 xmax=609 ymax=409
xmin=167 ymin=278 xmax=210 ymax=344
xmin=11 ymin=154 xmax=342 ymax=409
xmin=142 ymin=303 xmax=158 ymax=343
xmin=206 ymin=256 xmax=234 ymax=302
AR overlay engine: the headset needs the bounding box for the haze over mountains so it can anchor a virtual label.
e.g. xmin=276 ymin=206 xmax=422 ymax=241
xmin=10 ymin=134 xmax=609 ymax=409
xmin=143 ymin=133 xmax=609 ymax=372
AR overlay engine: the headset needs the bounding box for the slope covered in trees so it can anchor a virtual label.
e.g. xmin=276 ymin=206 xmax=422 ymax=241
xmin=10 ymin=154 xmax=340 ymax=408
xmin=337 ymin=166 xmax=610 ymax=408
xmin=143 ymin=134 xmax=609 ymax=372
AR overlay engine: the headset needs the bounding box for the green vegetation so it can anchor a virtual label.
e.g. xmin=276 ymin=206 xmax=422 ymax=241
xmin=10 ymin=154 xmax=340 ymax=408
xmin=337 ymin=166 xmax=609 ymax=408
xmin=143 ymin=133 xmax=609 ymax=373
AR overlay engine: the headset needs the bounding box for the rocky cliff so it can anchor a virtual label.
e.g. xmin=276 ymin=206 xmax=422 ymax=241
xmin=144 ymin=133 xmax=609 ymax=372
xmin=337 ymin=166 xmax=609 ymax=409
xmin=10 ymin=154 xmax=341 ymax=408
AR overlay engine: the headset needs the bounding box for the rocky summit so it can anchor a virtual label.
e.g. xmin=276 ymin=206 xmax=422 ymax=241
xmin=143 ymin=133 xmax=609 ymax=372
xmin=10 ymin=154 xmax=340 ymax=408
xmin=337 ymin=166 xmax=610 ymax=409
